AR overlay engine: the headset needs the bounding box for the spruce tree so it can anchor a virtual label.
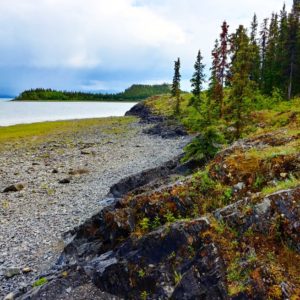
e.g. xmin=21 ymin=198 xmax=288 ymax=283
xmin=190 ymin=50 xmax=205 ymax=112
xmin=277 ymin=4 xmax=289 ymax=95
xmin=208 ymin=22 xmax=230 ymax=118
xmin=208 ymin=40 xmax=223 ymax=120
xmin=217 ymin=21 xmax=230 ymax=117
xmin=250 ymin=14 xmax=261 ymax=85
xmin=172 ymin=58 xmax=181 ymax=114
xmin=287 ymin=0 xmax=300 ymax=98
xmin=264 ymin=13 xmax=279 ymax=94
xmin=260 ymin=18 xmax=269 ymax=91
xmin=229 ymin=25 xmax=254 ymax=138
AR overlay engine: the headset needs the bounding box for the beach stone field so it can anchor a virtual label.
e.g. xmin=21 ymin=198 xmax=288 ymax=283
xmin=0 ymin=117 xmax=190 ymax=298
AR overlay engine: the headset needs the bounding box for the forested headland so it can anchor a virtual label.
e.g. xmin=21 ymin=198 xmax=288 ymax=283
xmin=14 ymin=84 xmax=171 ymax=101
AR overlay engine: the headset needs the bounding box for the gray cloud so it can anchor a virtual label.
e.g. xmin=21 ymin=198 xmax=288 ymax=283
xmin=0 ymin=0 xmax=292 ymax=95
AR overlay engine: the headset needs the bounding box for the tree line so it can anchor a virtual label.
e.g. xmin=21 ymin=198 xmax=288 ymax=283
xmin=171 ymin=0 xmax=300 ymax=138
xmin=15 ymin=84 xmax=171 ymax=101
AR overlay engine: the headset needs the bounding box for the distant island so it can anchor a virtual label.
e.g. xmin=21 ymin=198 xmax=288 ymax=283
xmin=13 ymin=84 xmax=171 ymax=102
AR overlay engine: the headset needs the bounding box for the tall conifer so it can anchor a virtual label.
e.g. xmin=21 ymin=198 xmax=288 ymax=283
xmin=250 ymin=14 xmax=261 ymax=85
xmin=260 ymin=18 xmax=269 ymax=91
xmin=229 ymin=26 xmax=254 ymax=138
xmin=190 ymin=50 xmax=205 ymax=112
xmin=172 ymin=58 xmax=181 ymax=114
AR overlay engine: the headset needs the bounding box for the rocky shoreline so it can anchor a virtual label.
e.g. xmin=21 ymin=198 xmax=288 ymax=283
xmin=3 ymin=102 xmax=299 ymax=299
xmin=0 ymin=108 xmax=191 ymax=299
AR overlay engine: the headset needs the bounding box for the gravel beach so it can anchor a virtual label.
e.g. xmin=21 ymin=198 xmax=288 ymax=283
xmin=0 ymin=117 xmax=190 ymax=298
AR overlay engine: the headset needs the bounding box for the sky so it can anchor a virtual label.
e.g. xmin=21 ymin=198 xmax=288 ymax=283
xmin=0 ymin=0 xmax=293 ymax=96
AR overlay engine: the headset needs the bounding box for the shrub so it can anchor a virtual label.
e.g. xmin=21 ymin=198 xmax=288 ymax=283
xmin=183 ymin=126 xmax=225 ymax=162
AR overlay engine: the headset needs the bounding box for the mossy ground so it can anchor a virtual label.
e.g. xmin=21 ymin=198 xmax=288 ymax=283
xmin=0 ymin=116 xmax=137 ymax=151
xmin=129 ymin=94 xmax=300 ymax=298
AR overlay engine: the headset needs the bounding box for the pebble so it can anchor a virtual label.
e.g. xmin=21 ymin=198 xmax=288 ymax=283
xmin=22 ymin=267 xmax=32 ymax=273
xmin=4 ymin=292 xmax=14 ymax=300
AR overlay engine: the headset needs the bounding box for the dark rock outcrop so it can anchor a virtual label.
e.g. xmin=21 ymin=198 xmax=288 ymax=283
xmin=215 ymin=187 xmax=300 ymax=251
xmin=89 ymin=218 xmax=227 ymax=299
xmin=143 ymin=122 xmax=187 ymax=139
xmin=17 ymin=156 xmax=198 ymax=299
xmin=125 ymin=102 xmax=164 ymax=123
xmin=126 ymin=102 xmax=188 ymax=138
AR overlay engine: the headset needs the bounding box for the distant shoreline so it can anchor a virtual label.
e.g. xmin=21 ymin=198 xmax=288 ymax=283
xmin=13 ymin=84 xmax=171 ymax=102
xmin=11 ymin=99 xmax=139 ymax=103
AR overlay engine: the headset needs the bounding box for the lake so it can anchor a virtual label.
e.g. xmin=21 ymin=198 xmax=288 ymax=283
xmin=0 ymin=99 xmax=137 ymax=126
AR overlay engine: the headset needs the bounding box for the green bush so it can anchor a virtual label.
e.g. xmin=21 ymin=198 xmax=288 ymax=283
xmin=183 ymin=126 xmax=225 ymax=162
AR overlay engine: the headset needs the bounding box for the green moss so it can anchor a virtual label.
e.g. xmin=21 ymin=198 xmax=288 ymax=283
xmin=33 ymin=277 xmax=48 ymax=287
xmin=0 ymin=116 xmax=136 ymax=151
xmin=138 ymin=269 xmax=146 ymax=278
xmin=151 ymin=216 xmax=161 ymax=230
xmin=246 ymin=140 xmax=300 ymax=160
xmin=261 ymin=176 xmax=300 ymax=196
xmin=140 ymin=291 xmax=149 ymax=300
xmin=194 ymin=170 xmax=216 ymax=194
xmin=165 ymin=211 xmax=176 ymax=223
xmin=140 ymin=218 xmax=151 ymax=232
xmin=174 ymin=270 xmax=182 ymax=285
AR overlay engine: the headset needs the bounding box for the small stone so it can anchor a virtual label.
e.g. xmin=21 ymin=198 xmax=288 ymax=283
xmin=22 ymin=267 xmax=32 ymax=273
xmin=52 ymin=169 xmax=59 ymax=174
xmin=234 ymin=182 xmax=245 ymax=191
xmin=4 ymin=267 xmax=20 ymax=278
xmin=280 ymin=172 xmax=288 ymax=178
xmin=81 ymin=150 xmax=91 ymax=155
xmin=4 ymin=292 xmax=14 ymax=300
xmin=59 ymin=178 xmax=71 ymax=184
xmin=2 ymin=183 xmax=25 ymax=193
xmin=66 ymin=287 xmax=72 ymax=293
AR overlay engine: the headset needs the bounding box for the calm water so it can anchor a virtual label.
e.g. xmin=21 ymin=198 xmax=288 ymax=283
xmin=0 ymin=99 xmax=137 ymax=126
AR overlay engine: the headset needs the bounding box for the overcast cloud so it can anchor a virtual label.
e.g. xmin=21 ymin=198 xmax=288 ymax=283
xmin=0 ymin=0 xmax=292 ymax=95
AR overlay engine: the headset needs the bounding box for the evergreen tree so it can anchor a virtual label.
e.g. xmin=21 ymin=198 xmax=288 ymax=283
xmin=217 ymin=21 xmax=230 ymax=117
xmin=190 ymin=50 xmax=205 ymax=112
xmin=228 ymin=25 xmax=254 ymax=138
xmin=287 ymin=0 xmax=300 ymax=98
xmin=172 ymin=58 xmax=181 ymax=114
xmin=264 ymin=13 xmax=280 ymax=94
xmin=208 ymin=39 xmax=223 ymax=120
xmin=250 ymin=14 xmax=261 ymax=85
xmin=208 ymin=22 xmax=230 ymax=118
xmin=219 ymin=21 xmax=230 ymax=87
xmin=260 ymin=18 xmax=269 ymax=91
xmin=277 ymin=4 xmax=289 ymax=95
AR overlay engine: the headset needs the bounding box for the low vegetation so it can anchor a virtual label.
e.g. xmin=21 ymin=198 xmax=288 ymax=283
xmin=114 ymin=93 xmax=300 ymax=297
xmin=0 ymin=116 xmax=136 ymax=151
